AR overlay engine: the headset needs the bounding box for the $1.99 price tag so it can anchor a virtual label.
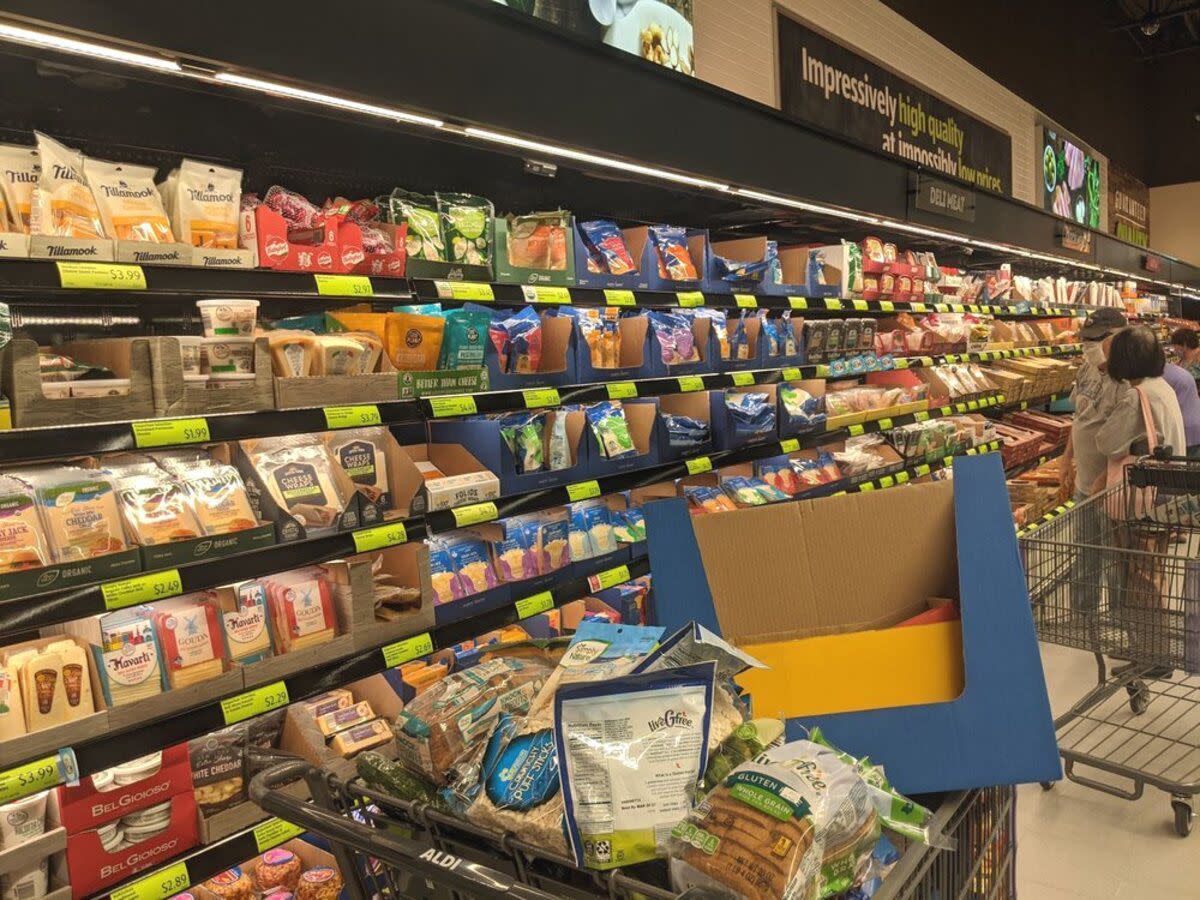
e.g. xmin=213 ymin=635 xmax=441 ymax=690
xmin=132 ymin=418 xmax=210 ymax=449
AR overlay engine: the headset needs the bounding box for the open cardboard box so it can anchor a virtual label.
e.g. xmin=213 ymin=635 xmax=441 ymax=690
xmin=397 ymin=442 xmax=499 ymax=516
xmin=484 ymin=311 xmax=575 ymax=390
xmin=0 ymin=826 xmax=66 ymax=878
xmin=779 ymin=377 xmax=826 ymax=437
xmin=338 ymin=544 xmax=435 ymax=650
xmin=623 ymin=225 xmax=706 ymax=293
xmin=645 ymin=454 xmax=1060 ymax=793
xmin=709 ymin=236 xmax=805 ymax=297
xmin=430 ymin=408 xmax=587 ymax=496
xmin=189 ymin=837 xmax=343 ymax=900
xmin=586 ymin=398 xmax=661 ymax=477
xmin=645 ymin=312 xmax=715 ymax=378
xmin=3 ymin=336 xmax=155 ymax=428
xmin=273 ymin=344 xmax=405 ymax=409
xmin=803 ymin=241 xmax=864 ymax=299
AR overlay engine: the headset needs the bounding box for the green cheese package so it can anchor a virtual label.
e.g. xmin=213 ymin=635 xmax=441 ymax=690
xmin=437 ymin=191 xmax=493 ymax=266
xmin=388 ymin=189 xmax=445 ymax=261
xmin=555 ymin=662 xmax=717 ymax=870
xmin=437 ymin=308 xmax=490 ymax=370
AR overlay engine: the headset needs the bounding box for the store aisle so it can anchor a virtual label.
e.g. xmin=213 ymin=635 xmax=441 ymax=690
xmin=1019 ymin=643 xmax=1200 ymax=898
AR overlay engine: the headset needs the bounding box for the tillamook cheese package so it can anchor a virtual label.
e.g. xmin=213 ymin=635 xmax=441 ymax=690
xmin=84 ymin=159 xmax=174 ymax=243
xmin=30 ymin=132 xmax=105 ymax=239
xmin=160 ymin=159 xmax=242 ymax=249
xmin=0 ymin=143 xmax=38 ymax=233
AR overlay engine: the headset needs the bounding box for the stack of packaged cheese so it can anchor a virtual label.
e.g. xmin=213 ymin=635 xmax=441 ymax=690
xmin=0 ymin=639 xmax=96 ymax=736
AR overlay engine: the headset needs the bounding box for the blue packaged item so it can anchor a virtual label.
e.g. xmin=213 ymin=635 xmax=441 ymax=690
xmin=647 ymin=310 xmax=698 ymax=365
xmin=585 ymin=401 xmax=638 ymax=460
xmin=427 ymin=538 xmax=463 ymax=605
xmin=568 ymin=502 xmax=595 ymax=560
xmin=445 ymin=532 xmax=498 ymax=596
xmin=489 ymin=307 xmax=543 ymax=374
xmin=611 ymin=506 xmax=645 ymax=544
xmin=683 ymin=484 xmax=738 ymax=514
xmin=438 ymin=308 xmax=491 ymax=370
xmin=491 ymin=523 xmax=539 ymax=583
xmin=555 ymin=662 xmax=716 ymax=869
xmin=578 ymin=219 xmax=637 ymax=276
xmin=712 ymin=253 xmax=772 ymax=283
xmin=759 ymin=311 xmax=782 ymax=358
xmin=722 ymin=475 xmax=788 ymax=506
xmin=724 ymin=391 xmax=775 ymax=441
xmin=729 ymin=312 xmax=750 ymax=362
xmin=779 ymin=383 xmax=825 ymax=429
xmin=581 ymin=500 xmax=617 ymax=555
xmin=662 ymin=413 xmax=710 ymax=449
xmin=780 ymin=310 xmax=798 ymax=356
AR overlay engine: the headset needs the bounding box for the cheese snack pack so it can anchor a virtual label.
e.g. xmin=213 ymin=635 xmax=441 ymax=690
xmin=179 ymin=463 xmax=258 ymax=535
xmin=164 ymin=159 xmax=243 ymax=249
xmin=84 ymin=159 xmax=174 ymax=242
xmin=0 ymin=143 xmax=38 ymax=233
xmin=264 ymin=568 xmax=337 ymax=653
xmin=30 ymin=132 xmax=104 ymax=239
xmin=94 ymin=609 xmax=164 ymax=707
xmin=221 ymin=581 xmax=274 ymax=665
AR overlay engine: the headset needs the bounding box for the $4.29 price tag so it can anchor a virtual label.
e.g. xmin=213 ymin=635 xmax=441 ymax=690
xmin=110 ymin=861 xmax=190 ymax=900
xmin=132 ymin=418 xmax=210 ymax=449
xmin=221 ymin=681 xmax=289 ymax=726
xmin=101 ymin=569 xmax=183 ymax=610
xmin=351 ymin=521 xmax=408 ymax=553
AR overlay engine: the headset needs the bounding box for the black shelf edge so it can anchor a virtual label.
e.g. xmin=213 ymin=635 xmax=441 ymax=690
xmin=0 ymin=345 xmax=1081 ymax=466
xmin=1003 ymin=442 xmax=1068 ymax=482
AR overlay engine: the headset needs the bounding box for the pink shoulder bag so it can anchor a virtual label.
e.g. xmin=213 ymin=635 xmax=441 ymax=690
xmin=1102 ymin=385 xmax=1157 ymax=519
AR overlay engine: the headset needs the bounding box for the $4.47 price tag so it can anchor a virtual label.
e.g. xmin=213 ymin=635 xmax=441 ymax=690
xmin=221 ymin=681 xmax=289 ymax=725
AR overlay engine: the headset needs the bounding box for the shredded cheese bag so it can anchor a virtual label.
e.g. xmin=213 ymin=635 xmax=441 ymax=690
xmin=84 ymin=159 xmax=174 ymax=242
xmin=31 ymin=132 xmax=105 ymax=239
xmin=0 ymin=143 xmax=39 ymax=234
xmin=171 ymin=159 xmax=242 ymax=249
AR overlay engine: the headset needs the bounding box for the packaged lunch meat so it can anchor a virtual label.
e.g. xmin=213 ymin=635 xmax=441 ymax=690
xmin=16 ymin=468 xmax=127 ymax=562
xmin=0 ymin=476 xmax=50 ymax=573
xmin=115 ymin=473 xmax=203 ymax=546
xmin=243 ymin=437 xmax=350 ymax=533
xmin=84 ymin=159 xmax=174 ymax=242
xmin=30 ymin=133 xmax=105 ymax=239
xmin=165 ymin=159 xmax=242 ymax=249
xmin=0 ymin=144 xmax=39 ymax=233
xmin=556 ymin=663 xmax=716 ymax=870
xmin=321 ymin=428 xmax=390 ymax=507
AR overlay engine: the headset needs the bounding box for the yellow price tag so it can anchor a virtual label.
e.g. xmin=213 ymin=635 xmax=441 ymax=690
xmin=603 ymin=289 xmax=636 ymax=307
xmin=566 ymin=481 xmax=601 ymax=502
xmin=452 ymin=502 xmax=498 ymax=527
xmin=788 ymin=297 xmax=808 ymax=310
xmin=780 ymin=367 xmax=803 ymax=382
xmin=895 ymin=471 xmax=910 ymax=484
xmin=428 ymin=395 xmax=478 ymax=417
xmin=731 ymin=372 xmax=755 ymax=386
xmin=606 ymin=381 xmax=638 ymax=400
xmin=101 ymin=569 xmax=183 ymax=610
xmin=780 ymin=438 xmax=800 ymax=453
xmin=0 ymin=754 xmax=65 ymax=804
xmin=967 ymin=400 xmax=979 ymax=411
xmin=877 ymin=418 xmax=893 ymax=430
xmin=515 ymin=591 xmax=554 ymax=619
xmin=934 ymin=303 xmax=949 ymax=313
xmin=588 ymin=565 xmax=631 ymax=592
xmin=221 ymin=681 xmax=289 ymax=725
xmin=879 ymin=300 xmax=895 ymax=311
xmin=823 ymin=298 xmax=844 ymax=310
xmin=734 ymin=294 xmax=758 ymax=309
xmin=110 ymin=861 xmax=190 ymax=900
xmin=910 ymin=302 xmax=928 ymax=312
xmin=848 ymin=424 xmax=865 ymax=436
xmin=815 ymin=364 xmax=831 ymax=377
xmin=914 ymin=411 xmax=930 ymax=421
xmin=685 ymin=456 xmax=713 ymax=475
xmin=676 ymin=291 xmax=704 ymax=308
xmin=434 ymin=280 xmax=494 ymax=301
xmin=57 ymin=261 xmax=146 ymax=290
xmin=254 ymin=818 xmax=305 ymax=853
xmin=852 ymin=299 xmax=869 ymax=310
xmin=915 ymin=464 xmax=932 ymax=476
xmin=879 ymin=475 xmax=895 ymax=488
xmin=950 ymin=303 xmax=965 ymax=313
xmin=323 ymin=404 xmax=382 ymax=429
xmin=893 ymin=358 xmax=910 ymax=369
xmin=382 ymin=632 xmax=433 ymax=667
xmin=859 ymin=482 xmax=876 ymax=492
xmin=351 ymin=521 xmax=408 ymax=553
xmin=677 ymin=376 xmax=705 ymax=393
xmin=954 ymin=403 xmax=967 ymax=413
xmin=313 ymin=273 xmax=373 ymax=296
xmin=523 ymin=285 xmax=572 ymax=304
xmin=132 ymin=417 xmax=210 ymax=449
xmin=940 ymin=406 xmax=953 ymax=416
xmin=522 ymin=388 xmax=561 ymax=408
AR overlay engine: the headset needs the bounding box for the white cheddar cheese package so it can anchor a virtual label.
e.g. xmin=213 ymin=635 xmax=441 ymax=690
xmin=555 ymin=663 xmax=716 ymax=871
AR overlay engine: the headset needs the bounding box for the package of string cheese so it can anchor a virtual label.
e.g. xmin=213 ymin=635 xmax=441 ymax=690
xmin=556 ymin=662 xmax=716 ymax=870
xmin=30 ymin=133 xmax=105 ymax=238
xmin=466 ymin=622 xmax=663 ymax=854
xmin=84 ymin=159 xmax=174 ymax=242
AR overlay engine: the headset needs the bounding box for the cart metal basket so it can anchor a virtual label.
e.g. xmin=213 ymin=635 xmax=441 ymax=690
xmin=1022 ymin=453 xmax=1200 ymax=835
xmin=249 ymin=760 xmax=1016 ymax=900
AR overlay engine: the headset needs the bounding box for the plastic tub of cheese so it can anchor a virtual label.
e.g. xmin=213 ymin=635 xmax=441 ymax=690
xmin=197 ymin=298 xmax=258 ymax=337
xmin=204 ymin=336 xmax=255 ymax=374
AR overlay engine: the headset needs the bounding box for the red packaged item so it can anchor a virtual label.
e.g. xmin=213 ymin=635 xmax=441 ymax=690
xmin=265 ymin=569 xmax=337 ymax=653
xmin=649 ymin=225 xmax=699 ymax=281
xmin=263 ymin=185 xmax=322 ymax=231
xmin=55 ymin=744 xmax=192 ymax=832
xmin=151 ymin=595 xmax=226 ymax=690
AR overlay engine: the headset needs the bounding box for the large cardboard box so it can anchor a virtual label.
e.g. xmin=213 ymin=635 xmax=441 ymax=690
xmin=645 ymin=453 xmax=1061 ymax=793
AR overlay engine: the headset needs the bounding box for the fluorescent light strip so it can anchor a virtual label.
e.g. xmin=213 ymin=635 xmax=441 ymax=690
xmin=463 ymin=127 xmax=729 ymax=192
xmin=875 ymin=218 xmax=966 ymax=242
xmin=0 ymin=21 xmax=180 ymax=71
xmin=214 ymin=72 xmax=444 ymax=129
xmin=734 ymin=188 xmax=881 ymax=224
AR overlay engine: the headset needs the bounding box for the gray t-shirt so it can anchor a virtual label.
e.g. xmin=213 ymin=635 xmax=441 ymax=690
xmin=1070 ymin=361 xmax=1130 ymax=495
xmin=1095 ymin=376 xmax=1187 ymax=467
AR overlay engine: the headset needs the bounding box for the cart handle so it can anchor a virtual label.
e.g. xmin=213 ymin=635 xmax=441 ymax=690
xmin=249 ymin=761 xmax=563 ymax=900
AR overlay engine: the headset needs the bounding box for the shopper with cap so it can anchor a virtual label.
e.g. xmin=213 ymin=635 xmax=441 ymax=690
xmin=1060 ymin=307 xmax=1130 ymax=501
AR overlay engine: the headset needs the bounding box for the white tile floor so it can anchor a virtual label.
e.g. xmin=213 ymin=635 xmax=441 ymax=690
xmin=1019 ymin=643 xmax=1200 ymax=898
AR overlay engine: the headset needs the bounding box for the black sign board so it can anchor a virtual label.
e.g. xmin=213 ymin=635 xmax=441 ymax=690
xmin=1058 ymin=224 xmax=1094 ymax=255
xmin=777 ymin=13 xmax=1012 ymax=196
xmin=911 ymin=174 xmax=976 ymax=222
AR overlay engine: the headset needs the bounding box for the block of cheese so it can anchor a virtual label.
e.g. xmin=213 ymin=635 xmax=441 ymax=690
xmin=265 ymin=569 xmax=336 ymax=654
xmin=316 ymin=700 xmax=376 ymax=738
xmin=328 ymin=718 xmax=390 ymax=757
xmin=301 ymin=689 xmax=353 ymax=718
xmin=44 ymin=640 xmax=94 ymax=717
xmin=152 ymin=595 xmax=226 ymax=689
xmin=0 ymin=665 xmax=27 ymax=740
xmin=221 ymin=581 xmax=273 ymax=665
xmin=20 ymin=649 xmax=70 ymax=731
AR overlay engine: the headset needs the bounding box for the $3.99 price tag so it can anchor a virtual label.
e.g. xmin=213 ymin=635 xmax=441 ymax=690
xmin=221 ymin=681 xmax=289 ymax=725
xmin=0 ymin=749 xmax=74 ymax=804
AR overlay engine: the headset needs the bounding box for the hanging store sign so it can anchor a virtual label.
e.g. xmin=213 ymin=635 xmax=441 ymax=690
xmin=910 ymin=173 xmax=976 ymax=222
xmin=1058 ymin=224 xmax=1094 ymax=254
xmin=776 ymin=12 xmax=1012 ymax=195
xmin=1109 ymin=164 xmax=1150 ymax=248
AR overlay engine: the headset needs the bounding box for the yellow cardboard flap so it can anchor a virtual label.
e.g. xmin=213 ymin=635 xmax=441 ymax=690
xmin=738 ymin=621 xmax=964 ymax=719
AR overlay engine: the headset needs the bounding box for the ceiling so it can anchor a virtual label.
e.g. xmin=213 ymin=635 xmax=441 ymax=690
xmin=1111 ymin=0 xmax=1200 ymax=59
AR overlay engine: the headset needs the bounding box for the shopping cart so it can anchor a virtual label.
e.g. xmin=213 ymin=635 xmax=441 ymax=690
xmin=1022 ymin=452 xmax=1200 ymax=836
xmin=249 ymin=760 xmax=1016 ymax=899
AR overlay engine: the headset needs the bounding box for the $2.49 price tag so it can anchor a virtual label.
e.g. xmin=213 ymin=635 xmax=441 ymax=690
xmin=101 ymin=569 xmax=183 ymax=610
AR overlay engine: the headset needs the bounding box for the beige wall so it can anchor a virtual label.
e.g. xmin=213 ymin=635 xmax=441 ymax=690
xmin=1149 ymin=182 xmax=1200 ymax=266
xmin=692 ymin=0 xmax=1106 ymax=216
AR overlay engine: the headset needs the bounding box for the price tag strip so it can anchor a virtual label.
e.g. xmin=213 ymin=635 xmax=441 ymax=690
xmin=588 ymin=564 xmax=631 ymax=592
xmin=323 ymin=404 xmax=382 ymax=429
xmin=57 ymin=261 xmax=147 ymax=290
xmin=351 ymin=521 xmax=408 ymax=553
xmin=565 ymin=480 xmax=601 ymax=502
xmin=382 ymin=632 xmax=433 ymax=668
xmin=132 ymin=418 xmax=210 ymax=449
xmin=434 ymin=281 xmax=494 ymax=302
xmin=603 ymin=289 xmax=636 ymax=307
xmin=0 ymin=748 xmax=77 ymax=804
xmin=428 ymin=395 xmax=478 ymax=418
xmin=221 ymin=681 xmax=289 ymax=725
xmin=110 ymin=860 xmax=190 ymax=900
xmin=313 ymin=274 xmax=372 ymax=296
xmin=451 ymin=501 xmax=499 ymax=528
xmin=254 ymin=818 xmax=305 ymax=853
xmin=102 ymin=569 xmax=183 ymax=610
xmin=515 ymin=590 xmax=554 ymax=620
xmin=522 ymin=388 xmax=561 ymax=408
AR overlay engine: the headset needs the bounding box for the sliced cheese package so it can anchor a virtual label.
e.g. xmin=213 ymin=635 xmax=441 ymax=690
xmin=178 ymin=463 xmax=258 ymax=535
xmin=6 ymin=641 xmax=96 ymax=732
xmin=0 ymin=665 xmax=26 ymax=740
xmin=30 ymin=132 xmax=105 ymax=239
xmin=64 ymin=608 xmax=165 ymax=707
xmin=114 ymin=473 xmax=204 ymax=546
xmin=83 ymin=159 xmax=174 ymax=243
xmin=0 ymin=143 xmax=39 ymax=234
xmin=264 ymin=568 xmax=337 ymax=654
xmin=221 ymin=581 xmax=274 ymax=665
xmin=0 ymin=475 xmax=51 ymax=573
xmin=12 ymin=467 xmax=128 ymax=563
xmin=151 ymin=594 xmax=227 ymax=690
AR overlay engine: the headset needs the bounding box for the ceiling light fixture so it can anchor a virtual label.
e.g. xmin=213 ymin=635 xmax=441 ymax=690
xmin=463 ymin=127 xmax=730 ymax=192
xmin=734 ymin=188 xmax=882 ymax=224
xmin=213 ymin=72 xmax=445 ymax=129
xmin=0 ymin=20 xmax=181 ymax=72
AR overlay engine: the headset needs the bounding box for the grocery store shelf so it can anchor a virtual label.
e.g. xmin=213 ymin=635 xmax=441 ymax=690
xmin=1004 ymin=443 xmax=1068 ymax=481
xmin=1017 ymin=497 xmax=1077 ymax=537
xmin=0 ymin=344 xmax=1081 ymax=466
